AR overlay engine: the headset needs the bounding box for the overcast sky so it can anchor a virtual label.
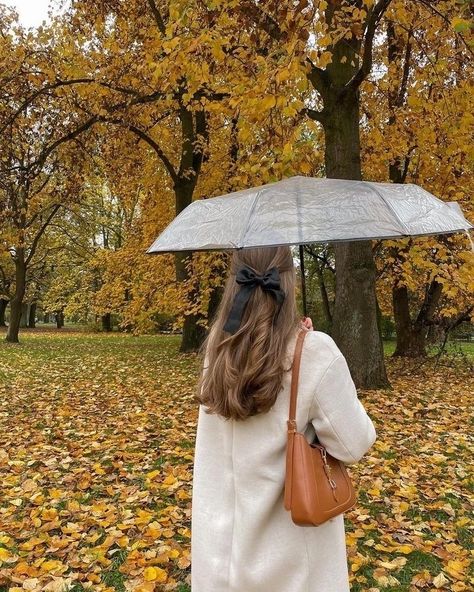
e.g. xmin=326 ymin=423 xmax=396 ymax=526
xmin=4 ymin=0 xmax=67 ymax=28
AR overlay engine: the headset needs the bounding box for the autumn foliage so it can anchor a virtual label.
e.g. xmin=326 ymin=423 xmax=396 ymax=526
xmin=0 ymin=0 xmax=472 ymax=343
xmin=0 ymin=1 xmax=473 ymax=590
xmin=0 ymin=333 xmax=473 ymax=591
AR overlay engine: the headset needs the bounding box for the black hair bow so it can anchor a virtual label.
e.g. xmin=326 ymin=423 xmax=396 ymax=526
xmin=223 ymin=264 xmax=286 ymax=334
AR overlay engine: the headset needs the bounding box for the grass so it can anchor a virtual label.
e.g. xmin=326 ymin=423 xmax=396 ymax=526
xmin=0 ymin=329 xmax=472 ymax=591
xmin=382 ymin=336 xmax=474 ymax=357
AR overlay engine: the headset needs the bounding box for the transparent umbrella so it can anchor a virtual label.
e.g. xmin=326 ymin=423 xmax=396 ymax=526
xmin=147 ymin=176 xmax=473 ymax=316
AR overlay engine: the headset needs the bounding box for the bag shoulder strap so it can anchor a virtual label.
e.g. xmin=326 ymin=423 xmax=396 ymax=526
xmin=287 ymin=328 xmax=308 ymax=432
xmin=284 ymin=328 xmax=308 ymax=511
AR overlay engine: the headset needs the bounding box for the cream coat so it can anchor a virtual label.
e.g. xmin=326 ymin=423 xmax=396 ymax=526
xmin=191 ymin=329 xmax=377 ymax=592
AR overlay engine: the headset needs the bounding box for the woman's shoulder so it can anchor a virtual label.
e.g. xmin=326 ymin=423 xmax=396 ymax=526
xmin=304 ymin=330 xmax=344 ymax=362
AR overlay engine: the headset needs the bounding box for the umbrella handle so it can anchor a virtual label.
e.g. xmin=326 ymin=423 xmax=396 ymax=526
xmin=299 ymin=244 xmax=307 ymax=318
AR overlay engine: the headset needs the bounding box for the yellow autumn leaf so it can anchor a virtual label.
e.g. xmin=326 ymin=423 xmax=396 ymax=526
xmin=162 ymin=474 xmax=177 ymax=485
xmin=445 ymin=559 xmax=467 ymax=580
xmin=374 ymin=543 xmax=414 ymax=554
xmin=397 ymin=485 xmax=417 ymax=500
xmin=41 ymin=508 xmax=58 ymax=520
xmin=133 ymin=584 xmax=155 ymax=592
xmin=378 ymin=557 xmax=407 ymax=569
xmin=367 ymin=487 xmax=381 ymax=496
xmin=41 ymin=560 xmax=64 ymax=572
xmin=374 ymin=574 xmax=400 ymax=587
xmin=143 ymin=566 xmax=168 ymax=582
xmin=276 ymin=68 xmax=290 ymax=83
xmin=260 ymin=95 xmax=276 ymax=111
xmin=0 ymin=548 xmax=12 ymax=561
xmin=351 ymin=560 xmax=364 ymax=572
xmin=393 ymin=544 xmax=414 ymax=554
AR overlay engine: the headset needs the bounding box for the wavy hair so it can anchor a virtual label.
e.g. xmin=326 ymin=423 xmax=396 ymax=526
xmin=195 ymin=246 xmax=301 ymax=421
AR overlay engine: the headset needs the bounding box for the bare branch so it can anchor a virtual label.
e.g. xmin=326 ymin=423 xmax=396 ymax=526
xmin=31 ymin=116 xmax=99 ymax=178
xmin=304 ymin=107 xmax=327 ymax=124
xmin=239 ymin=1 xmax=286 ymax=42
xmin=397 ymin=27 xmax=413 ymax=106
xmin=415 ymin=0 xmax=474 ymax=58
xmin=305 ymin=58 xmax=330 ymax=93
xmin=26 ymin=204 xmax=61 ymax=265
xmin=0 ymin=78 xmax=94 ymax=136
xmin=346 ymin=0 xmax=393 ymax=91
xmin=128 ymin=124 xmax=178 ymax=184
xmin=147 ymin=0 xmax=167 ymax=36
xmin=103 ymin=117 xmax=178 ymax=184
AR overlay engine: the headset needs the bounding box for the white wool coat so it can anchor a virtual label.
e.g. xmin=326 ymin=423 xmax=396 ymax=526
xmin=191 ymin=329 xmax=377 ymax=592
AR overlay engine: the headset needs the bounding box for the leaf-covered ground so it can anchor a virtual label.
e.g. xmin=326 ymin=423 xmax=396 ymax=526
xmin=0 ymin=332 xmax=472 ymax=592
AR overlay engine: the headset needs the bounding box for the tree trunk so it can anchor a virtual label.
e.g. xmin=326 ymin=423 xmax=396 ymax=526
xmin=20 ymin=303 xmax=28 ymax=328
xmin=28 ymin=302 xmax=37 ymax=328
xmin=6 ymin=249 xmax=26 ymax=343
xmin=240 ymin=0 xmax=393 ymax=387
xmin=392 ymin=277 xmax=443 ymax=357
xmin=322 ymin=90 xmax=389 ymax=388
xmin=56 ymin=311 xmax=64 ymax=329
xmin=298 ymin=0 xmax=393 ymax=389
xmin=43 ymin=312 xmax=50 ymax=323
xmin=316 ymin=262 xmax=332 ymax=326
xmin=102 ymin=313 xmax=112 ymax=332
xmin=375 ymin=295 xmax=383 ymax=344
xmin=0 ymin=299 xmax=8 ymax=327
xmin=386 ymin=19 xmax=428 ymax=358
xmin=207 ymin=281 xmax=225 ymax=330
xmin=174 ymin=181 xmax=207 ymax=352
xmin=426 ymin=322 xmax=444 ymax=345
xmin=176 ymin=250 xmax=207 ymax=352
xmin=392 ymin=285 xmax=426 ymax=356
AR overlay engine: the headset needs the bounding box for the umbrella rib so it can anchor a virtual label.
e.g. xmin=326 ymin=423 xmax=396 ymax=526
xmin=239 ymin=189 xmax=262 ymax=248
xmin=365 ymin=181 xmax=411 ymax=235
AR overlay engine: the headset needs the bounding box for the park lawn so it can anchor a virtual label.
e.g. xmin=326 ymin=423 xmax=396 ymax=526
xmin=0 ymin=332 xmax=472 ymax=592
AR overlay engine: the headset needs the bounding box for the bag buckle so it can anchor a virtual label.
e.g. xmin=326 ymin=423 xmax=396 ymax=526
xmin=287 ymin=419 xmax=297 ymax=433
xmin=320 ymin=447 xmax=339 ymax=500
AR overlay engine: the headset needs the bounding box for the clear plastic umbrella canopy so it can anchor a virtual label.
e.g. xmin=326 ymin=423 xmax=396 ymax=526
xmin=147 ymin=176 xmax=473 ymax=253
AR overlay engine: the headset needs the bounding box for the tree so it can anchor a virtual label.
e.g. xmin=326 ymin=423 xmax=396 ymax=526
xmin=237 ymin=0 xmax=473 ymax=383
xmin=55 ymin=0 xmax=238 ymax=350
xmin=0 ymin=8 xmax=98 ymax=342
xmin=363 ymin=0 xmax=474 ymax=356
xmin=231 ymin=0 xmax=390 ymax=387
xmin=0 ymin=250 xmax=13 ymax=327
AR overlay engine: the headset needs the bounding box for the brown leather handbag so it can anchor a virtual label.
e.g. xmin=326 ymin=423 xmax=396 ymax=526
xmin=284 ymin=328 xmax=357 ymax=526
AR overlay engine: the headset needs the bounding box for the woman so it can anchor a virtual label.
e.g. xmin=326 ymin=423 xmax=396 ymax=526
xmin=191 ymin=245 xmax=377 ymax=592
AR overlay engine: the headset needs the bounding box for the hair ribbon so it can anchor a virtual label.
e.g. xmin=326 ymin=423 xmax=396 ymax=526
xmin=223 ymin=264 xmax=286 ymax=334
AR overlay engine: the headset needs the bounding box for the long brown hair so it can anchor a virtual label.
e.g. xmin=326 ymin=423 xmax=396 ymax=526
xmin=195 ymin=246 xmax=301 ymax=421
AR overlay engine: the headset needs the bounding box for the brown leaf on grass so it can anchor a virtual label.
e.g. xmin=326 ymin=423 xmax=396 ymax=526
xmin=0 ymin=332 xmax=472 ymax=591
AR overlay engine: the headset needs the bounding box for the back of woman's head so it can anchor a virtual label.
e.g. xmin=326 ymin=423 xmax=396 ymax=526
xmin=196 ymin=245 xmax=301 ymax=421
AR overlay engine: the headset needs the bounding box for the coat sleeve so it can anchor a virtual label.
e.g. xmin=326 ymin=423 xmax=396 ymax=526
xmin=308 ymin=353 xmax=377 ymax=466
